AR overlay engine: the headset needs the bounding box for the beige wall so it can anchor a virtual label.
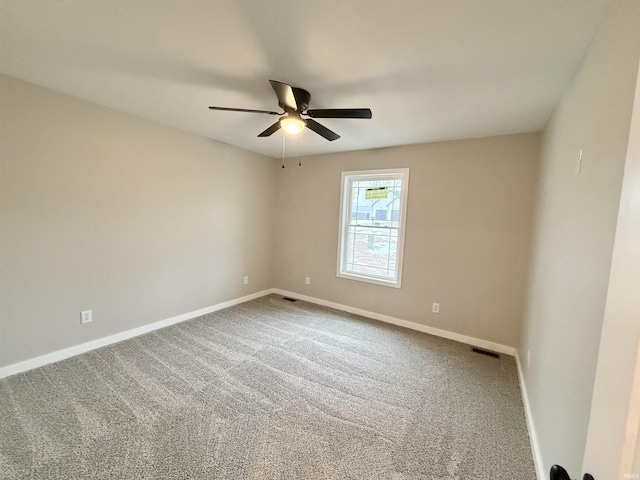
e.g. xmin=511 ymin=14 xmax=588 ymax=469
xmin=274 ymin=134 xmax=540 ymax=348
xmin=519 ymin=1 xmax=640 ymax=476
xmin=0 ymin=74 xmax=276 ymax=367
xmin=0 ymin=75 xmax=540 ymax=368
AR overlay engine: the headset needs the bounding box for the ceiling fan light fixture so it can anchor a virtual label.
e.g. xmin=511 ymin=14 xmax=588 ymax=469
xmin=280 ymin=115 xmax=306 ymax=135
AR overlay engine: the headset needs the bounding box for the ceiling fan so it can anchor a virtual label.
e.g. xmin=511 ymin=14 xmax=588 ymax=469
xmin=208 ymin=80 xmax=372 ymax=141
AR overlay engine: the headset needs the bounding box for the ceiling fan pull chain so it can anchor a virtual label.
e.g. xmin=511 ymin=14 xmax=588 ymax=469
xmin=282 ymin=131 xmax=286 ymax=169
xmin=298 ymin=132 xmax=302 ymax=167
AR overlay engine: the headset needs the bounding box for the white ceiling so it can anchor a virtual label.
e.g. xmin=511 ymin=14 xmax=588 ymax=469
xmin=1 ymin=0 xmax=611 ymax=158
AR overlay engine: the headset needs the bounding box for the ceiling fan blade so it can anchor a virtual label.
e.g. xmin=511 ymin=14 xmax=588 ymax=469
xmin=269 ymin=80 xmax=298 ymax=112
xmin=257 ymin=121 xmax=282 ymax=137
xmin=209 ymin=106 xmax=280 ymax=115
xmin=306 ymin=108 xmax=372 ymax=119
xmin=306 ymin=119 xmax=340 ymax=141
xmin=292 ymin=87 xmax=311 ymax=112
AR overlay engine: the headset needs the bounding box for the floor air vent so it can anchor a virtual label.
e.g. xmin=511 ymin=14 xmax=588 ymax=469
xmin=471 ymin=347 xmax=501 ymax=359
xmin=282 ymin=297 xmax=298 ymax=302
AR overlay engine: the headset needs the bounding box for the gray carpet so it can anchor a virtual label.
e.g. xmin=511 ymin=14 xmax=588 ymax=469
xmin=0 ymin=295 xmax=536 ymax=479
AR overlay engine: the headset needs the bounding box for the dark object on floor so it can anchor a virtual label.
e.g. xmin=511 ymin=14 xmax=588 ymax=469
xmin=551 ymin=465 xmax=571 ymax=480
xmin=550 ymin=464 xmax=595 ymax=480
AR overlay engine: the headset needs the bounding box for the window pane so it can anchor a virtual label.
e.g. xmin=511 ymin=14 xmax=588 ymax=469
xmin=350 ymin=179 xmax=400 ymax=227
xmin=346 ymin=229 xmax=393 ymax=279
xmin=348 ymin=182 xmax=403 ymax=229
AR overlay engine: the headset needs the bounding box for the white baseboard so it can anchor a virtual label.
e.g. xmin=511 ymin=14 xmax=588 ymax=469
xmin=273 ymin=288 xmax=516 ymax=356
xmin=0 ymin=289 xmax=274 ymax=379
xmin=515 ymin=349 xmax=546 ymax=480
xmin=1 ymin=287 xmax=517 ymax=379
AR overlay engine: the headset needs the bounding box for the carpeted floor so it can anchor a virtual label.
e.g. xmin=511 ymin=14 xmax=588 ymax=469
xmin=0 ymin=295 xmax=536 ymax=479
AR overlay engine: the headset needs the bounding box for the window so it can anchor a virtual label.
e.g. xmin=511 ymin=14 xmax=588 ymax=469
xmin=337 ymin=168 xmax=410 ymax=288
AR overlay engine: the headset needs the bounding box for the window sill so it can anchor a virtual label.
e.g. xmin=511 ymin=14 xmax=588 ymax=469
xmin=336 ymin=271 xmax=402 ymax=289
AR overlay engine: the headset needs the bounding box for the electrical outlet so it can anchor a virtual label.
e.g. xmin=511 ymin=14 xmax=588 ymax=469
xmin=432 ymin=303 xmax=440 ymax=314
xmin=305 ymin=277 xmax=311 ymax=285
xmin=80 ymin=310 xmax=92 ymax=324
xmin=243 ymin=276 xmax=249 ymax=285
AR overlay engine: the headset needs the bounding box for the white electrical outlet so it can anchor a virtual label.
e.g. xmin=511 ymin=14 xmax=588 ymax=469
xmin=243 ymin=276 xmax=249 ymax=285
xmin=432 ymin=303 xmax=440 ymax=314
xmin=80 ymin=310 xmax=92 ymax=324
xmin=305 ymin=277 xmax=311 ymax=285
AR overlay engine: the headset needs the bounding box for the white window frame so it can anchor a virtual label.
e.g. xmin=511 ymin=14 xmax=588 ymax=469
xmin=336 ymin=168 xmax=410 ymax=288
